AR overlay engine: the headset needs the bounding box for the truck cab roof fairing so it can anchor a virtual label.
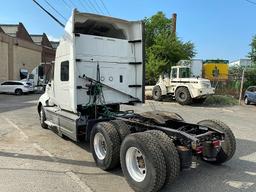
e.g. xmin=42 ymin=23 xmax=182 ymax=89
xmin=64 ymin=10 xmax=139 ymax=40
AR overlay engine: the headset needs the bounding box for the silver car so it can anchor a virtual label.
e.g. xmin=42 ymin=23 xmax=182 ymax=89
xmin=0 ymin=80 xmax=33 ymax=95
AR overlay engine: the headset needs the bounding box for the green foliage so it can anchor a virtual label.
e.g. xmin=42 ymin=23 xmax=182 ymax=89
xmin=204 ymin=95 xmax=238 ymax=106
xmin=229 ymin=65 xmax=256 ymax=89
xmin=249 ymin=35 xmax=256 ymax=64
xmin=244 ymin=67 xmax=256 ymax=88
xmin=144 ymin=12 xmax=196 ymax=84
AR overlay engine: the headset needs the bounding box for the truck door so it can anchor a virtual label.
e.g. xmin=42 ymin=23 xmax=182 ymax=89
xmin=53 ymin=60 xmax=71 ymax=110
xmin=170 ymin=68 xmax=178 ymax=92
xmin=171 ymin=68 xmax=178 ymax=80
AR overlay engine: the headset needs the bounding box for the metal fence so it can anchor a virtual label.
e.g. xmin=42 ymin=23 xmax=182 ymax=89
xmin=213 ymin=71 xmax=256 ymax=99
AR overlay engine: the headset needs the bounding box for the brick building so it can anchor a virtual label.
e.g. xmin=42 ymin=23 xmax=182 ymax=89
xmin=0 ymin=23 xmax=58 ymax=82
xmin=31 ymin=33 xmax=56 ymax=63
xmin=0 ymin=23 xmax=42 ymax=81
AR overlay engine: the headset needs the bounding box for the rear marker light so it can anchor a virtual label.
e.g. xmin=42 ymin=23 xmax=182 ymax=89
xmin=212 ymin=140 xmax=221 ymax=148
xmin=196 ymin=146 xmax=204 ymax=154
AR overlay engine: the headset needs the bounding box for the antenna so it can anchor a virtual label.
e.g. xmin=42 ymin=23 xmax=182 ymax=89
xmin=32 ymin=0 xmax=65 ymax=28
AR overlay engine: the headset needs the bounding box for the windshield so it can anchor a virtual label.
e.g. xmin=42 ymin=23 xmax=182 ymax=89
xmin=179 ymin=68 xmax=191 ymax=78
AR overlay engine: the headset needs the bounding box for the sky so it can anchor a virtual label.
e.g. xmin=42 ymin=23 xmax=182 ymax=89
xmin=0 ymin=0 xmax=256 ymax=61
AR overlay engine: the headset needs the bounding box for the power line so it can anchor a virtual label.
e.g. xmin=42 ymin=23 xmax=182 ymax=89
xmin=32 ymin=0 xmax=65 ymax=28
xmin=81 ymin=0 xmax=94 ymax=13
xmin=43 ymin=0 xmax=67 ymax=21
xmin=94 ymin=0 xmax=105 ymax=15
xmin=61 ymin=0 xmax=72 ymax=9
xmin=245 ymin=0 xmax=256 ymax=5
xmin=67 ymin=0 xmax=78 ymax=8
xmin=99 ymin=0 xmax=111 ymax=16
xmin=85 ymin=0 xmax=100 ymax=14
xmin=77 ymin=0 xmax=89 ymax=11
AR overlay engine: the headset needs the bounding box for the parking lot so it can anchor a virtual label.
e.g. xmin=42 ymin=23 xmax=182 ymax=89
xmin=0 ymin=94 xmax=255 ymax=192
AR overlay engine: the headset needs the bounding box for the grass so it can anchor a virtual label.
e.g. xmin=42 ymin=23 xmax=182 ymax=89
xmin=204 ymin=95 xmax=239 ymax=106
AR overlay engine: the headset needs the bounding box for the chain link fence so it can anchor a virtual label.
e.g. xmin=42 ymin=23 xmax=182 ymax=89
xmin=213 ymin=69 xmax=256 ymax=99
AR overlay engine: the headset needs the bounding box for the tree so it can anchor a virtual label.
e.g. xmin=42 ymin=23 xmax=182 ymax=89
xmin=249 ymin=35 xmax=256 ymax=64
xmin=144 ymin=12 xmax=196 ymax=84
xmin=245 ymin=35 xmax=256 ymax=87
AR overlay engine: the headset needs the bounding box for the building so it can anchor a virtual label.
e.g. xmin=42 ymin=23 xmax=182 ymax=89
xmin=229 ymin=59 xmax=252 ymax=68
xmin=0 ymin=23 xmax=42 ymax=82
xmin=50 ymin=41 xmax=59 ymax=50
xmin=31 ymin=33 xmax=56 ymax=63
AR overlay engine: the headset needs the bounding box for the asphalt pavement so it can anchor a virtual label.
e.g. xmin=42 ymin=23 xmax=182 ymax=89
xmin=0 ymin=93 xmax=255 ymax=192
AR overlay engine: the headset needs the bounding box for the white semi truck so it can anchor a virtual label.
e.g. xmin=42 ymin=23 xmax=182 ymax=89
xmin=38 ymin=10 xmax=236 ymax=192
xmin=152 ymin=65 xmax=215 ymax=105
xmin=27 ymin=63 xmax=52 ymax=91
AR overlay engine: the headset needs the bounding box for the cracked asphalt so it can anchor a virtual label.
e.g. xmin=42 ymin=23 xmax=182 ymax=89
xmin=0 ymin=93 xmax=255 ymax=192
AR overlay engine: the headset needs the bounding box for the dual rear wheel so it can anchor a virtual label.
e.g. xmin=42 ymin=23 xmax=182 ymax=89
xmin=90 ymin=121 xmax=180 ymax=192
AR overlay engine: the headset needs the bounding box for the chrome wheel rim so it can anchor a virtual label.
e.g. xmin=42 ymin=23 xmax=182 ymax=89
xmin=126 ymin=147 xmax=146 ymax=182
xmin=94 ymin=132 xmax=107 ymax=160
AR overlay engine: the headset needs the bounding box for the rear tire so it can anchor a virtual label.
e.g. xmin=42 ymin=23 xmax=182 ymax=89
xmin=39 ymin=106 xmax=48 ymax=129
xmin=90 ymin=122 xmax=121 ymax=170
xmin=152 ymin=86 xmax=162 ymax=101
xmin=197 ymin=119 xmax=236 ymax=164
xmin=175 ymin=87 xmax=192 ymax=105
xmin=15 ymin=89 xmax=23 ymax=96
xmin=120 ymin=132 xmax=166 ymax=192
xmin=109 ymin=120 xmax=130 ymax=141
xmin=146 ymin=130 xmax=180 ymax=186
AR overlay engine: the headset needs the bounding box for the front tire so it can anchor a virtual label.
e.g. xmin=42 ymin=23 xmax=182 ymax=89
xmin=175 ymin=87 xmax=192 ymax=105
xmin=244 ymin=97 xmax=250 ymax=105
xmin=120 ymin=132 xmax=166 ymax=192
xmin=197 ymin=119 xmax=236 ymax=164
xmin=152 ymin=86 xmax=162 ymax=101
xmin=90 ymin=122 xmax=121 ymax=170
xmin=39 ymin=106 xmax=48 ymax=129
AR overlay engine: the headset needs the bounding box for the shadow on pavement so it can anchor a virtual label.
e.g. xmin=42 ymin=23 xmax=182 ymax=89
xmin=162 ymin=138 xmax=256 ymax=192
xmin=0 ymin=167 xmax=111 ymax=177
xmin=0 ymin=151 xmax=96 ymax=167
xmin=0 ymin=93 xmax=40 ymax=113
xmin=0 ymin=138 xmax=255 ymax=191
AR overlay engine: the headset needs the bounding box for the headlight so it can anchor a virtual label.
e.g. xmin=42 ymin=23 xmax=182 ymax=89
xmin=203 ymin=82 xmax=211 ymax=88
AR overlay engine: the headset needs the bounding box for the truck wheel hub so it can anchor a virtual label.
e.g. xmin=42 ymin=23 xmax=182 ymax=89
xmin=179 ymin=92 xmax=186 ymax=100
xmin=94 ymin=132 xmax=107 ymax=160
xmin=126 ymin=147 xmax=147 ymax=182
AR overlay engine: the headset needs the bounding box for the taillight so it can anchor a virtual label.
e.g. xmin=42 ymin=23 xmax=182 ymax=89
xmin=196 ymin=146 xmax=204 ymax=154
xmin=212 ymin=140 xmax=221 ymax=148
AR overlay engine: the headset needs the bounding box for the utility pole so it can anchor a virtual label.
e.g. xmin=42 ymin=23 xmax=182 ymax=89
xmin=239 ymin=69 xmax=245 ymax=105
xmin=172 ymin=13 xmax=177 ymax=35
